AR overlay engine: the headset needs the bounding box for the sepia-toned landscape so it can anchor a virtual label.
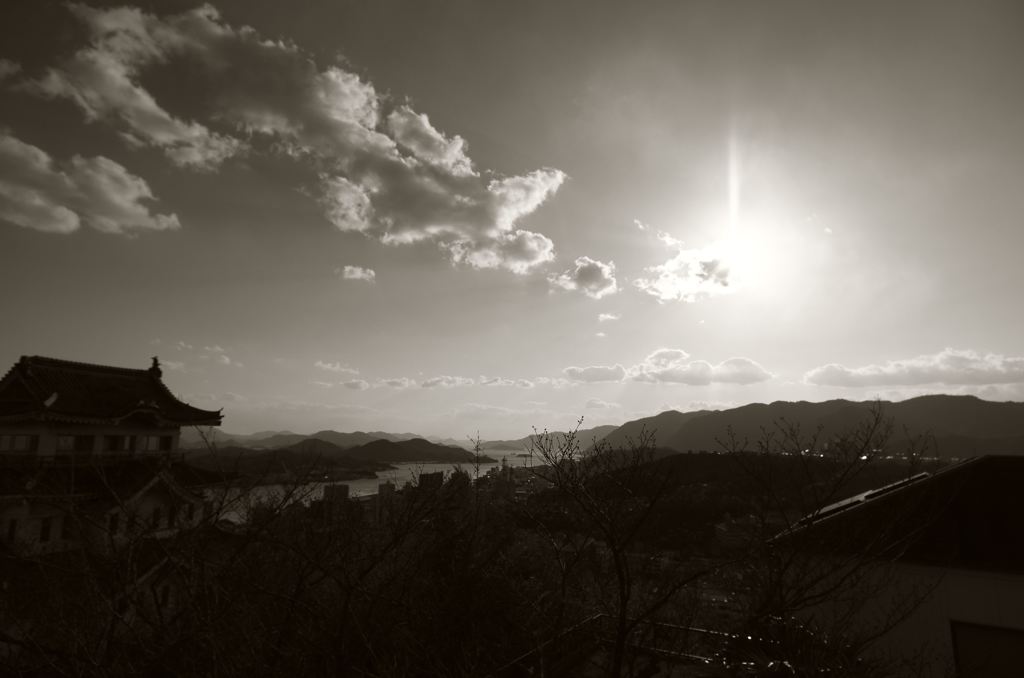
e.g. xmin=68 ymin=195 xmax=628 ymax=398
xmin=2 ymin=1 xmax=1023 ymax=676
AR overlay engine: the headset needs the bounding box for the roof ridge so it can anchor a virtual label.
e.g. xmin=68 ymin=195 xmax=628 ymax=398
xmin=21 ymin=355 xmax=151 ymax=375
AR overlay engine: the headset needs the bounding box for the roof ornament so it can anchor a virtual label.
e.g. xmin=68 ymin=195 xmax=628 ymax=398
xmin=149 ymin=356 xmax=162 ymax=378
xmin=44 ymin=392 xmax=58 ymax=408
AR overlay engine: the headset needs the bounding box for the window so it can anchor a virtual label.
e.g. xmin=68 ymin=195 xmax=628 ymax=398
xmin=108 ymin=512 xmax=120 ymax=534
xmin=185 ymin=503 xmax=195 ymax=522
xmin=151 ymin=507 xmax=162 ymax=530
xmin=39 ymin=516 xmax=52 ymax=543
xmin=159 ymin=585 xmax=171 ymax=608
xmin=6 ymin=519 xmax=17 ymax=542
xmin=60 ymin=436 xmax=94 ymax=453
xmin=139 ymin=435 xmax=174 ymax=452
xmin=61 ymin=515 xmax=72 ymax=541
xmin=105 ymin=435 xmax=135 ymax=453
xmin=168 ymin=504 xmax=177 ymax=528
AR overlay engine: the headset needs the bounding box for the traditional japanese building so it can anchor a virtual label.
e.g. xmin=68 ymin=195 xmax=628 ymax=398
xmin=0 ymin=355 xmax=221 ymax=462
xmin=0 ymin=355 xmax=224 ymax=555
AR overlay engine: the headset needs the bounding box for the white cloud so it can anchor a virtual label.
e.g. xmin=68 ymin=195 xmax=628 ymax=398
xmin=380 ymin=377 xmax=417 ymax=389
xmin=386 ymin=106 xmax=473 ymax=175
xmin=342 ymin=379 xmax=370 ymax=390
xmin=598 ymin=313 xmax=620 ymax=322
xmin=585 ymin=398 xmax=620 ymax=410
xmin=421 ymin=375 xmax=476 ymax=388
xmin=216 ymin=354 xmax=242 ymax=367
xmin=0 ymin=132 xmax=179 ymax=234
xmin=163 ymin=360 xmax=185 ymax=371
xmin=314 ymin=360 xmax=358 ymax=375
xmin=29 ymin=4 xmax=566 ymax=273
xmin=634 ymin=243 xmax=732 ymax=303
xmin=595 ymin=332 xmax=607 ymax=339
xmin=25 ymin=5 xmax=241 ymax=169
xmin=549 ymin=256 xmax=619 ymax=299
xmin=563 ymin=348 xmax=772 ymax=385
xmin=630 ymin=348 xmax=771 ymax=385
xmin=339 ymin=265 xmax=376 ymax=282
xmin=563 ymin=364 xmax=628 ymax=383
xmin=480 ymin=376 xmax=535 ymax=388
xmin=804 ymin=348 xmax=1024 ymax=387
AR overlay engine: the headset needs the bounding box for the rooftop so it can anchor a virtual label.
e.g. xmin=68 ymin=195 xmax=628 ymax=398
xmin=782 ymin=455 xmax=1024 ymax=574
xmin=0 ymin=355 xmax=222 ymax=427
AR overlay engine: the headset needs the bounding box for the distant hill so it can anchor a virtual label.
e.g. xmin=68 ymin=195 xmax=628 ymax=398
xmin=480 ymin=425 xmax=618 ymax=452
xmin=180 ymin=427 xmax=428 ymax=450
xmin=600 ymin=396 xmax=1024 ymax=459
xmin=345 ymin=438 xmax=496 ymax=464
xmin=597 ymin=410 xmax=712 ymax=451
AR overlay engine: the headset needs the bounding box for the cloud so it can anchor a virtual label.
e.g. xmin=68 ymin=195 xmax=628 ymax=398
xmin=386 ymin=106 xmax=472 ymax=175
xmin=339 ymin=265 xmax=376 ymax=282
xmin=595 ymin=332 xmax=607 ymax=339
xmin=342 ymin=379 xmax=370 ymax=390
xmin=562 ymin=348 xmax=772 ymax=385
xmin=421 ymin=375 xmax=475 ymax=388
xmin=804 ymin=348 xmax=1024 ymax=387
xmin=0 ymin=59 xmax=21 ymax=81
xmin=585 ymin=398 xmax=620 ymax=410
xmin=216 ymin=354 xmax=242 ymax=367
xmin=314 ymin=360 xmax=358 ymax=375
xmin=633 ymin=229 xmax=733 ymax=303
xmin=563 ymin=364 xmax=627 ymax=383
xmin=31 ymin=4 xmax=565 ymax=273
xmin=163 ymin=360 xmax=185 ymax=371
xmin=549 ymin=256 xmax=619 ymax=299
xmin=630 ymin=349 xmax=771 ymax=385
xmin=634 ymin=246 xmax=731 ymax=303
xmin=480 ymin=376 xmax=535 ymax=388
xmin=598 ymin=313 xmax=620 ymax=322
xmin=380 ymin=377 xmax=416 ymax=389
xmin=24 ymin=5 xmax=241 ymax=169
xmin=0 ymin=131 xmax=179 ymax=234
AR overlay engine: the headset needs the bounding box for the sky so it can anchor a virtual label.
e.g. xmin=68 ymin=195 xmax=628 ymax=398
xmin=1 ymin=0 xmax=1023 ymax=438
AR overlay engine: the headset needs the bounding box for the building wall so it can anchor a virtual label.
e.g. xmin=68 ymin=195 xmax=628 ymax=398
xmin=867 ymin=564 xmax=1024 ymax=677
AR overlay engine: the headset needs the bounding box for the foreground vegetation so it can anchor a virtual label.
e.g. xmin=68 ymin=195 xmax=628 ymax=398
xmin=1 ymin=406 xmax=936 ymax=677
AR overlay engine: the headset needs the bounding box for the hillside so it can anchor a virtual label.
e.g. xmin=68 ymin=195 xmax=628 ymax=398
xmin=480 ymin=424 xmax=618 ymax=452
xmin=600 ymin=396 xmax=1024 ymax=459
xmin=345 ymin=438 xmax=496 ymax=464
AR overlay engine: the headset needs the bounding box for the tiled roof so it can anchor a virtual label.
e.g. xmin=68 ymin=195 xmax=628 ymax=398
xmin=0 ymin=355 xmax=222 ymax=426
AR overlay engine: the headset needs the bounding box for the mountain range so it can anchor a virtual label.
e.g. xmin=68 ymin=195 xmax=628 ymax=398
xmin=180 ymin=395 xmax=1024 ymax=463
xmin=600 ymin=395 xmax=1024 ymax=458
